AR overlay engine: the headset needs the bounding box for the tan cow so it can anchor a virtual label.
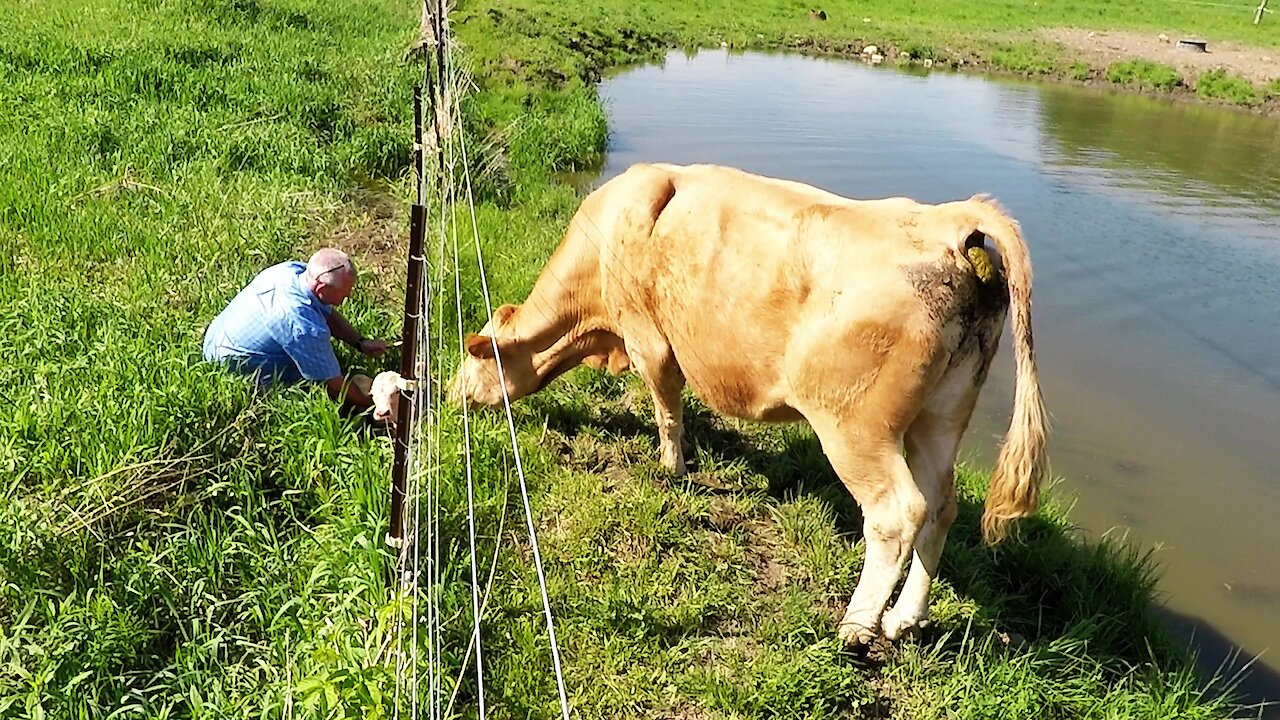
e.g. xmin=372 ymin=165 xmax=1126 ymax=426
xmin=451 ymin=163 xmax=1047 ymax=646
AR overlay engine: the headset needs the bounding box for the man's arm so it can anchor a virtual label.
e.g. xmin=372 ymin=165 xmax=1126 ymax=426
xmin=326 ymin=310 xmax=390 ymax=357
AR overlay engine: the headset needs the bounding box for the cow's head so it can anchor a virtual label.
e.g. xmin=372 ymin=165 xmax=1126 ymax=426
xmin=449 ymin=304 xmax=542 ymax=408
xmin=370 ymin=370 xmax=403 ymax=424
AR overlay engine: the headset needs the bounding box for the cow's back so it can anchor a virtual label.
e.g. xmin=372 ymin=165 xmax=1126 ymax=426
xmin=587 ymin=164 xmax=975 ymax=422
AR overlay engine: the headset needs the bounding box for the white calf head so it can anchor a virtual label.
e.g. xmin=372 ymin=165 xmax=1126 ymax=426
xmin=371 ymin=371 xmax=402 ymax=424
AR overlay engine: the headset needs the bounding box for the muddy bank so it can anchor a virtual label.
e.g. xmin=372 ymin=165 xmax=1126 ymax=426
xmin=762 ymin=29 xmax=1280 ymax=116
xmin=1045 ymin=28 xmax=1279 ymax=85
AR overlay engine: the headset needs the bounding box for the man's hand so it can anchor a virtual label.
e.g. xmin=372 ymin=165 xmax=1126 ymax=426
xmin=356 ymin=339 xmax=391 ymax=358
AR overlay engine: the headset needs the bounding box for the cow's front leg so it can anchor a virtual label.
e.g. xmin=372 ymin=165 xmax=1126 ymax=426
xmin=628 ymin=344 xmax=687 ymax=475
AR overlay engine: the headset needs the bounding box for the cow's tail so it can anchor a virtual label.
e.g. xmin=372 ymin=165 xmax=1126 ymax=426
xmin=966 ymin=195 xmax=1049 ymax=544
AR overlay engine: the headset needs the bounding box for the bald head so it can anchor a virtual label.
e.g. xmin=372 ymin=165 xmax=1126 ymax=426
xmin=306 ymin=248 xmax=355 ymax=283
xmin=305 ymin=248 xmax=357 ymax=306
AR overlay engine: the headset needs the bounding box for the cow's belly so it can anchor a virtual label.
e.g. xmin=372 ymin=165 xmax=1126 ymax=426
xmin=671 ymin=347 xmax=804 ymax=423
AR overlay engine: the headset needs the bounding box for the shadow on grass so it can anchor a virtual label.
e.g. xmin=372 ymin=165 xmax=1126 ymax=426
xmin=531 ymin=389 xmax=1278 ymax=715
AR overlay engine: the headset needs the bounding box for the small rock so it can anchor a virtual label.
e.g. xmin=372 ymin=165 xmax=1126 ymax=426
xmin=861 ymin=44 xmax=878 ymax=56
xmin=923 ymin=58 xmax=934 ymax=68
xmin=720 ymin=41 xmax=728 ymax=48
xmin=871 ymin=53 xmax=884 ymax=65
xmin=899 ymin=53 xmax=912 ymax=62
xmin=862 ymin=17 xmax=872 ymax=23
xmin=1158 ymin=32 xmax=1170 ymax=43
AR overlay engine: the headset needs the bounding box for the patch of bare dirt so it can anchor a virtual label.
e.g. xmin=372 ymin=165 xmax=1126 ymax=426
xmin=703 ymin=499 xmax=790 ymax=593
xmin=613 ymin=528 xmax=652 ymax=564
xmin=1044 ymin=27 xmax=1280 ymax=84
xmin=742 ymin=517 xmax=789 ymax=592
xmin=551 ymin=430 xmax=651 ymax=476
xmin=305 ymin=183 xmax=407 ymax=304
xmin=705 ymin=498 xmax=741 ymax=531
xmin=656 ymin=707 xmax=718 ymax=720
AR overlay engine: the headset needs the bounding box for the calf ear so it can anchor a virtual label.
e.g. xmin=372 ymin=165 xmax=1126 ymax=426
xmin=465 ymin=333 xmax=497 ymax=359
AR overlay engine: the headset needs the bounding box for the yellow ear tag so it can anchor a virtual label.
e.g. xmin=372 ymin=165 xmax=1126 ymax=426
xmin=966 ymin=246 xmax=996 ymax=285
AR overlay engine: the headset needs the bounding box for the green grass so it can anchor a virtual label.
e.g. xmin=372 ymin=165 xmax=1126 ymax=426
xmin=1106 ymin=60 xmax=1184 ymax=92
xmin=988 ymin=43 xmax=1062 ymax=77
xmin=0 ymin=0 xmax=1261 ymax=717
xmin=1197 ymin=68 xmax=1260 ymax=105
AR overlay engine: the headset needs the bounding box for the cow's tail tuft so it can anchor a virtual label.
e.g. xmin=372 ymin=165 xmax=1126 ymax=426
xmin=967 ymin=195 xmax=1049 ymax=544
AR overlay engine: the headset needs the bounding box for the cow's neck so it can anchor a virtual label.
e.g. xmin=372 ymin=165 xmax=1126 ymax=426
xmin=509 ymin=240 xmax=612 ymax=380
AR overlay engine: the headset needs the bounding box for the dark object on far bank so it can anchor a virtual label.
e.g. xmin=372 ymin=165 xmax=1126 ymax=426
xmin=808 ymin=8 xmax=827 ymax=21
xmin=1177 ymin=38 xmax=1209 ymax=52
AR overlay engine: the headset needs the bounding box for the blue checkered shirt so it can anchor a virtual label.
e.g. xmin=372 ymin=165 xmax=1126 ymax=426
xmin=202 ymin=261 xmax=341 ymax=386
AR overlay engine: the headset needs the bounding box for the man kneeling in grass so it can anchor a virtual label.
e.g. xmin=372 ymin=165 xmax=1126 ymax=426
xmin=202 ymin=247 xmax=392 ymax=412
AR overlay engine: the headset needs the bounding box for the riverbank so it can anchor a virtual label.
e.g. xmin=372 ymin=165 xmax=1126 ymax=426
xmin=780 ymin=26 xmax=1280 ymax=115
xmin=0 ymin=0 xmax=1265 ymax=716
xmin=455 ymin=0 xmax=1280 ymax=122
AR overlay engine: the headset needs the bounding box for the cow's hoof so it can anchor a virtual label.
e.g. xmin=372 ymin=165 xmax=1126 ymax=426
xmin=661 ymin=453 xmax=687 ymax=476
xmin=836 ymin=617 xmax=877 ymax=648
xmin=881 ymin=609 xmax=929 ymax=641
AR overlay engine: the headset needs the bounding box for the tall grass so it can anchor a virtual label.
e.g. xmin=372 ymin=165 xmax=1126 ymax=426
xmin=0 ymin=0 xmax=421 ymax=715
xmin=0 ymin=0 xmax=1257 ymax=718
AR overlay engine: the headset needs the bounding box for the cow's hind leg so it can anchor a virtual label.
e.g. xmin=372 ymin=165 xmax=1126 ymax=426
xmin=626 ymin=338 xmax=687 ymax=475
xmin=881 ymin=411 xmax=964 ymax=640
xmin=806 ymin=412 xmax=927 ymax=647
xmin=882 ymin=320 xmax=1001 ymax=640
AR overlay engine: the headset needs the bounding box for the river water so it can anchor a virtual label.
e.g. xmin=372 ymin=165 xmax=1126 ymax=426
xmin=593 ymin=49 xmax=1280 ymax=708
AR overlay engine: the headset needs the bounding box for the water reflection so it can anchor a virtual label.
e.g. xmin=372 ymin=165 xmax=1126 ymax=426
xmin=1039 ymin=85 xmax=1280 ymax=211
xmin=596 ymin=48 xmax=1280 ymax=712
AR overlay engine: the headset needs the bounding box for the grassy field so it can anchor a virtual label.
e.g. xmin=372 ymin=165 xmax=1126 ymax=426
xmin=0 ymin=0 xmax=1269 ymax=718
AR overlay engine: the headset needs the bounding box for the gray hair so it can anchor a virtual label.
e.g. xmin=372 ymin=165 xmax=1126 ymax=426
xmin=305 ymin=248 xmax=356 ymax=284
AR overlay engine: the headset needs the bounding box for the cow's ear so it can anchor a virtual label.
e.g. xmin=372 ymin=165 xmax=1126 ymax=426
xmin=465 ymin=333 xmax=497 ymax=359
xmin=606 ymin=347 xmax=631 ymax=375
xmin=493 ymin=303 xmax=519 ymax=327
